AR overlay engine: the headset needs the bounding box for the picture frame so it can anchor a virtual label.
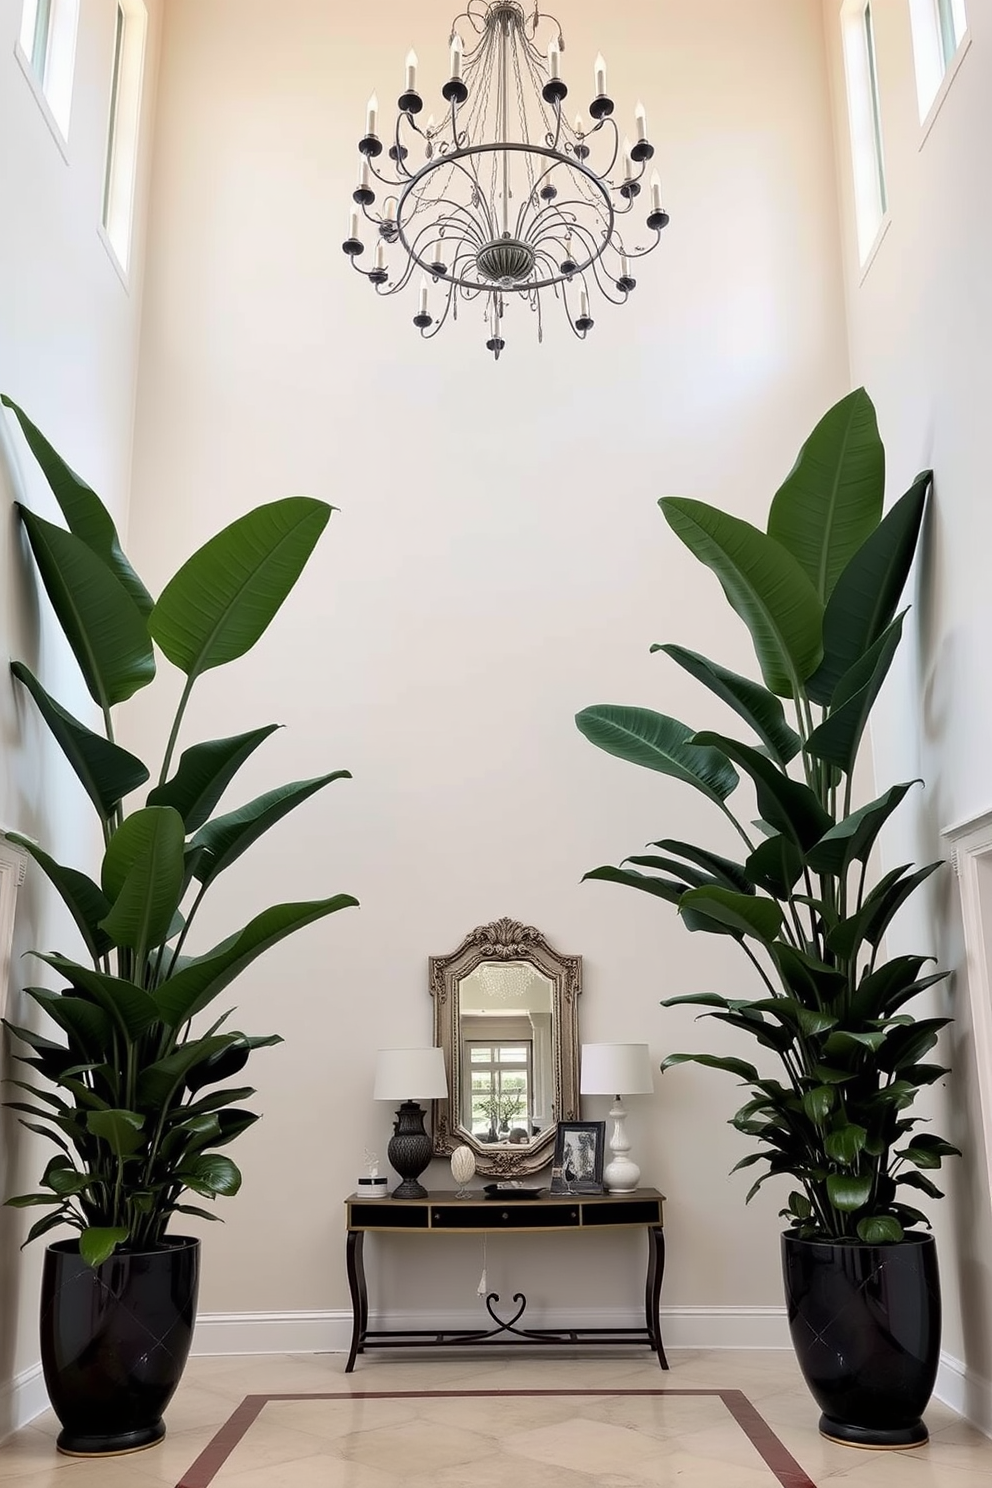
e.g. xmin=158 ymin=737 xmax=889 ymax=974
xmin=548 ymin=1120 xmax=605 ymax=1193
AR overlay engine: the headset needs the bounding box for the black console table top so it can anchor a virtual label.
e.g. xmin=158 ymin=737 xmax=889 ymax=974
xmin=344 ymin=1188 xmax=667 ymax=1372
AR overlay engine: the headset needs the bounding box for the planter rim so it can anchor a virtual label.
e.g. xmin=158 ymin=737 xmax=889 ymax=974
xmin=45 ymin=1235 xmax=199 ymax=1261
xmin=781 ymin=1228 xmax=934 ymax=1249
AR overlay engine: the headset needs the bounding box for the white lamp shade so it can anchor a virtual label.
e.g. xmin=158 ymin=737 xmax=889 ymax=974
xmin=374 ymin=1047 xmax=447 ymax=1101
xmin=580 ymin=1042 xmax=654 ymax=1096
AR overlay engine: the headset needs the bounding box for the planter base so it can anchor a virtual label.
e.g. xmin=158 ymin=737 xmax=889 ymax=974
xmin=57 ymin=1421 xmax=165 ymax=1456
xmin=819 ymin=1415 xmax=928 ymax=1450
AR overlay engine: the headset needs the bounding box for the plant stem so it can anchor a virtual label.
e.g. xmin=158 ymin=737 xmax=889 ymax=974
xmin=158 ymin=673 xmax=196 ymax=788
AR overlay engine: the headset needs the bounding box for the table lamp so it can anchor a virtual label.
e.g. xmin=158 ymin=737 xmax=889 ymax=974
xmin=374 ymin=1048 xmax=447 ymax=1199
xmin=580 ymin=1042 xmax=654 ymax=1193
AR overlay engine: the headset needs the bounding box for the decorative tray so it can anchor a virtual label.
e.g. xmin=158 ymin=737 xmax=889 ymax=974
xmin=482 ymin=1185 xmax=545 ymax=1200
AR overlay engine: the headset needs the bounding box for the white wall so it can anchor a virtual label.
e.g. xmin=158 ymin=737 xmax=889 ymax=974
xmin=823 ymin=0 xmax=992 ymax=1405
xmin=0 ymin=0 xmax=162 ymax=1432
xmin=125 ymin=0 xmax=850 ymax=1342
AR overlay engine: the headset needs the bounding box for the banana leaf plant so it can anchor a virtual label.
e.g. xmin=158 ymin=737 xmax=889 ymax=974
xmin=1 ymin=396 xmax=357 ymax=1267
xmin=576 ymin=388 xmax=958 ymax=1244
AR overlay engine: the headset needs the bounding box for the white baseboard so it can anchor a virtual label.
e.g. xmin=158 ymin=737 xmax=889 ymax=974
xmin=935 ymin=1350 xmax=992 ymax=1439
xmin=190 ymin=1304 xmax=791 ymax=1357
xmin=0 ymin=1362 xmax=47 ymax=1441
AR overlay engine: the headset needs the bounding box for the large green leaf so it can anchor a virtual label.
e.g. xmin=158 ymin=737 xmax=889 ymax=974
xmin=2 ymin=396 xmax=153 ymax=615
xmin=6 ymin=834 xmax=112 ymax=961
xmin=806 ymin=782 xmax=920 ymax=876
xmin=136 ymin=1034 xmax=246 ymax=1109
xmin=826 ymin=1173 xmax=872 ymax=1212
xmin=575 ymin=707 xmax=738 ymax=803
xmin=35 ymin=956 xmax=157 ymax=1040
xmin=177 ymin=1153 xmax=242 ymax=1197
xmin=745 ymin=835 xmax=804 ymax=899
xmin=152 ymin=896 xmax=359 ymax=1027
xmin=678 ymin=886 xmax=783 ymax=941
xmin=807 ymin=473 xmax=930 ymax=705
xmin=828 ymin=862 xmax=941 ymax=959
xmin=183 ymin=1035 xmax=281 ymax=1094
xmin=25 ymin=988 xmax=113 ymax=1058
xmin=653 ymin=645 xmax=801 ymax=766
xmin=147 ymin=725 xmax=281 ymax=831
xmin=149 ymin=498 xmax=331 ymax=680
xmin=100 ymin=807 xmax=186 ymax=957
xmin=80 ymin=1226 xmax=130 ymax=1267
xmin=11 ymin=663 xmax=149 ymax=819
xmin=86 ymin=1108 xmax=144 ymax=1156
xmin=660 ymin=498 xmax=823 ymax=696
xmin=189 ymin=774 xmax=351 ymax=887
xmin=17 ymin=507 xmax=155 ymax=707
xmin=694 ymin=733 xmax=832 ymax=849
xmin=767 ymin=388 xmax=884 ymax=603
xmin=804 ymin=615 xmax=904 ymax=774
xmin=661 ymin=1052 xmax=760 ymax=1082
xmin=651 ymin=840 xmax=754 ymax=893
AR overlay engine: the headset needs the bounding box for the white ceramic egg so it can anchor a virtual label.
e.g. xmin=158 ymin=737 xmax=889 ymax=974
xmin=450 ymin=1145 xmax=476 ymax=1187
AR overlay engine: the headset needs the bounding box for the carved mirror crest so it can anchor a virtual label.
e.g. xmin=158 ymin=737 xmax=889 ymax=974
xmin=430 ymin=917 xmax=581 ymax=1178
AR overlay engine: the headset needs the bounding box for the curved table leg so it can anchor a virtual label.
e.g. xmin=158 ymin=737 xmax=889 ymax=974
xmin=645 ymin=1226 xmax=669 ymax=1370
xmin=345 ymin=1230 xmax=367 ymax=1373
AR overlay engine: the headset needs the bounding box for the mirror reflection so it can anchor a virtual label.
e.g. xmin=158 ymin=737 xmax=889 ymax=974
xmin=458 ymin=961 xmax=554 ymax=1145
xmin=430 ymin=917 xmax=581 ymax=1178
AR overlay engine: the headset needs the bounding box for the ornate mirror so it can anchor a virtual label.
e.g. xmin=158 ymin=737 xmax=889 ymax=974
xmin=430 ymin=917 xmax=581 ymax=1177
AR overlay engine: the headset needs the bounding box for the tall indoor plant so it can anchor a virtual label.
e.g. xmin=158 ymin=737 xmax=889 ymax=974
xmin=576 ymin=388 xmax=957 ymax=1448
xmin=1 ymin=396 xmax=357 ymax=1455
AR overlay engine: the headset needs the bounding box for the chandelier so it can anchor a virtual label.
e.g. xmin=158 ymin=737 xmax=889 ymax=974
xmin=342 ymin=1 xmax=670 ymax=359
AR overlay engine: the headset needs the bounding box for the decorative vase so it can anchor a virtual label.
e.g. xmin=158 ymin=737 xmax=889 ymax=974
xmin=40 ymin=1235 xmax=199 ymax=1456
xmin=386 ymin=1101 xmax=434 ymax=1199
xmin=781 ymin=1231 xmax=940 ymax=1448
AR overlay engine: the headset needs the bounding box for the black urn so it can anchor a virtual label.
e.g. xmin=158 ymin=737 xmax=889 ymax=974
xmin=782 ymin=1230 xmax=940 ymax=1448
xmin=40 ymin=1235 xmax=199 ymax=1456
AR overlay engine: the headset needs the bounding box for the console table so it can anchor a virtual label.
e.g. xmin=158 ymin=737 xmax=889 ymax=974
xmin=344 ymin=1187 xmax=667 ymax=1373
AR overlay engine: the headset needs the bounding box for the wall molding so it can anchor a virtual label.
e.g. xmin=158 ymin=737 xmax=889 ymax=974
xmin=9 ymin=1330 xmax=988 ymax=1442
xmin=934 ymin=1350 xmax=992 ymax=1439
xmin=0 ymin=1361 xmax=47 ymax=1442
xmin=190 ymin=1304 xmax=791 ymax=1357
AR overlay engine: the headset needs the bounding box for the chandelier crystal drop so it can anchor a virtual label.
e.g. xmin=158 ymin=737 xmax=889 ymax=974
xmin=342 ymin=1 xmax=670 ymax=359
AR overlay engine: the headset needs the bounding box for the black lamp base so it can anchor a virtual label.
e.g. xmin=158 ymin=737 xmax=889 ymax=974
xmin=387 ymin=1101 xmax=433 ymax=1199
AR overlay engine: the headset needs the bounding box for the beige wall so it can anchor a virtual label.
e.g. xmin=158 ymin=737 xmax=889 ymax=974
xmin=0 ymin=0 xmax=163 ymax=1425
xmin=823 ymin=0 xmax=992 ymax=1392
xmin=125 ymin=0 xmax=849 ymax=1335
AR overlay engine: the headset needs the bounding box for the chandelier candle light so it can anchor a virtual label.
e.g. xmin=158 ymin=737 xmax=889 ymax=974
xmin=342 ymin=0 xmax=670 ymax=358
xmin=580 ymin=1043 xmax=654 ymax=1193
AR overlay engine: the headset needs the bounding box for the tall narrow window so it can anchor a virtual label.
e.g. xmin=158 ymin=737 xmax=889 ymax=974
xmin=17 ymin=0 xmax=79 ymax=140
xmin=841 ymin=0 xmax=889 ymax=265
xmin=101 ymin=0 xmax=148 ymax=275
xmin=909 ymin=0 xmax=968 ymax=123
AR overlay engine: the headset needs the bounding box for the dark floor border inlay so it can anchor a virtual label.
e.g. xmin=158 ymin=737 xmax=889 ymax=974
xmin=175 ymin=1387 xmax=817 ymax=1488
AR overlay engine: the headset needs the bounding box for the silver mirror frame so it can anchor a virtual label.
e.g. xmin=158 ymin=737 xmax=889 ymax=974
xmin=430 ymin=917 xmax=582 ymax=1177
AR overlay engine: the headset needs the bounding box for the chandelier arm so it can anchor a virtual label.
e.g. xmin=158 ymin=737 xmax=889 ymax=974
xmin=623 ymin=231 xmax=664 ymax=261
xmin=419 ymin=279 xmax=458 ymax=338
xmin=406 ymin=194 xmax=490 ymax=247
xmin=366 ymin=158 xmax=408 ymax=188
xmin=400 ymin=159 xmax=500 ymax=245
xmin=586 ymin=252 xmax=630 ymax=306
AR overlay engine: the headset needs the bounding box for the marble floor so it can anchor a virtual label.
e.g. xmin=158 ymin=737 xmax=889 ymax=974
xmin=1 ymin=1350 xmax=991 ymax=1488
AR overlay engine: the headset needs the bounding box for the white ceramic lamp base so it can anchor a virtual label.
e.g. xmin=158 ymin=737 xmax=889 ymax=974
xmin=603 ymin=1098 xmax=640 ymax=1193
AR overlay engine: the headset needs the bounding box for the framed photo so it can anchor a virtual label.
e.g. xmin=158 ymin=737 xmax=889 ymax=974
xmin=549 ymin=1120 xmax=605 ymax=1193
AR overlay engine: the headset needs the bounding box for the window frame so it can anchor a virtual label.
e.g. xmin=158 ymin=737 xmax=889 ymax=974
xmin=14 ymin=0 xmax=79 ymax=147
xmin=840 ymin=0 xmax=890 ymax=269
xmin=909 ymin=0 xmax=970 ymax=134
xmin=99 ymin=0 xmax=148 ymax=280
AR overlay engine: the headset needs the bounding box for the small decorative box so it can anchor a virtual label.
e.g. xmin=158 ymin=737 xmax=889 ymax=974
xmin=354 ymin=1174 xmax=389 ymax=1199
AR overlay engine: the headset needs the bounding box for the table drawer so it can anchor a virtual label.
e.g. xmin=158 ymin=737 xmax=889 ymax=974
xmin=430 ymin=1203 xmax=581 ymax=1229
xmin=582 ymin=1199 xmax=663 ymax=1226
xmin=350 ymin=1203 xmax=430 ymax=1229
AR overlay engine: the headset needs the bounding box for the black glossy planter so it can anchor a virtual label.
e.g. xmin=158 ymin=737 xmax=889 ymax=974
xmin=40 ymin=1235 xmax=199 ymax=1456
xmin=782 ymin=1230 xmax=940 ymax=1449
